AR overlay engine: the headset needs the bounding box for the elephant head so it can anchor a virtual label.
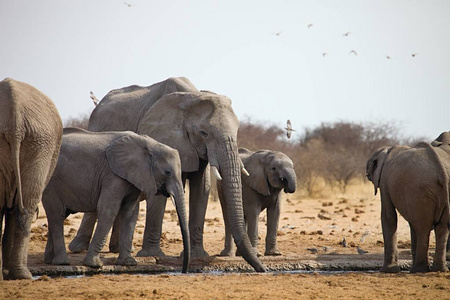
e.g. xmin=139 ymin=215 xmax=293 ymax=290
xmin=105 ymin=134 xmax=190 ymax=272
xmin=137 ymin=92 xmax=265 ymax=272
xmin=366 ymin=147 xmax=389 ymax=196
xmin=432 ymin=132 xmax=450 ymax=147
xmin=240 ymin=148 xmax=297 ymax=196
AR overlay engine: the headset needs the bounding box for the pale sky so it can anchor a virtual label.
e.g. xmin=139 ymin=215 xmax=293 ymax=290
xmin=1 ymin=0 xmax=449 ymax=140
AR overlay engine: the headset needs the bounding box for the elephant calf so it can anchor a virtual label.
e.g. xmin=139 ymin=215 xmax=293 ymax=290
xmin=366 ymin=141 xmax=449 ymax=273
xmin=42 ymin=128 xmax=190 ymax=272
xmin=218 ymin=148 xmax=297 ymax=257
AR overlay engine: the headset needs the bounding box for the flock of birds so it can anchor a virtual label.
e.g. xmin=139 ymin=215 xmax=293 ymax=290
xmin=273 ymin=23 xmax=418 ymax=60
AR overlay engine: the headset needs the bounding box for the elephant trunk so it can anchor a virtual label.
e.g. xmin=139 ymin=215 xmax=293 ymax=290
xmin=172 ymin=187 xmax=190 ymax=273
xmin=282 ymin=168 xmax=297 ymax=194
xmin=217 ymin=136 xmax=266 ymax=272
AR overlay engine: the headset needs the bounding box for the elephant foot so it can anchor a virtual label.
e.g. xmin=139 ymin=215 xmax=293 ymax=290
xmin=218 ymin=248 xmax=235 ymax=257
xmin=190 ymin=245 xmax=209 ymax=258
xmin=6 ymin=267 xmax=33 ymax=280
xmin=52 ymin=254 xmax=70 ymax=265
xmin=68 ymin=237 xmax=90 ymax=253
xmin=136 ymin=247 xmax=166 ymax=257
xmin=410 ymin=264 xmax=430 ymax=273
xmin=115 ymin=255 xmax=137 ymax=266
xmin=380 ymin=264 xmax=401 ymax=273
xmin=265 ymin=248 xmax=282 ymax=256
xmin=431 ymin=264 xmax=448 ymax=273
xmin=83 ymin=255 xmax=103 ymax=268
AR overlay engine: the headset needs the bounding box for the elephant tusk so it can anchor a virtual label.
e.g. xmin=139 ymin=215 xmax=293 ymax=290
xmin=242 ymin=167 xmax=250 ymax=176
xmin=170 ymin=195 xmax=176 ymax=208
xmin=211 ymin=166 xmax=222 ymax=180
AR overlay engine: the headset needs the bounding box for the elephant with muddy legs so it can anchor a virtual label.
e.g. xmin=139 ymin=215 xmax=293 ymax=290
xmin=0 ymin=78 xmax=63 ymax=280
xmin=219 ymin=148 xmax=297 ymax=257
xmin=366 ymin=142 xmax=449 ymax=273
xmin=431 ymin=131 xmax=450 ymax=261
xmin=43 ymin=128 xmax=190 ymax=272
xmin=69 ymin=77 xmax=265 ymax=272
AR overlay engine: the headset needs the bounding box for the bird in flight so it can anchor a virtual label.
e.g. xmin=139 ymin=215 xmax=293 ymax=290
xmin=386 ymin=55 xmax=391 ymax=59
xmin=322 ymin=52 xmax=328 ymax=57
xmin=123 ymin=2 xmax=134 ymax=7
xmin=412 ymin=53 xmax=417 ymax=57
xmin=307 ymin=23 xmax=313 ymax=29
xmin=349 ymin=50 xmax=358 ymax=56
xmin=285 ymin=120 xmax=296 ymax=139
xmin=272 ymin=31 xmax=282 ymax=36
xmin=343 ymin=32 xmax=351 ymax=37
xmin=90 ymin=91 xmax=99 ymax=106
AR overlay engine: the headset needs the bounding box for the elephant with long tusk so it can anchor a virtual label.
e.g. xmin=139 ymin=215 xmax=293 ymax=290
xmin=69 ymin=77 xmax=266 ymax=272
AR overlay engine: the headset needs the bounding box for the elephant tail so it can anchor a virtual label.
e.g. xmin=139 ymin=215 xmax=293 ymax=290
xmin=11 ymin=137 xmax=25 ymax=214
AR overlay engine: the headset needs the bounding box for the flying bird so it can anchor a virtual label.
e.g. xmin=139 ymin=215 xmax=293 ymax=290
xmin=272 ymin=31 xmax=282 ymax=36
xmin=90 ymin=91 xmax=99 ymax=106
xmin=285 ymin=120 xmax=296 ymax=139
xmin=357 ymin=246 xmax=369 ymax=255
xmin=307 ymin=23 xmax=313 ymax=29
xmin=349 ymin=50 xmax=358 ymax=56
xmin=412 ymin=53 xmax=417 ymax=57
xmin=343 ymin=32 xmax=351 ymax=37
xmin=123 ymin=2 xmax=134 ymax=7
xmin=386 ymin=55 xmax=391 ymax=59
xmin=322 ymin=52 xmax=328 ymax=57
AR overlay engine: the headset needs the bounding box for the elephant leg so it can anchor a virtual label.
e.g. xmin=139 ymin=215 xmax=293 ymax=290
xmin=187 ymin=163 xmax=210 ymax=258
xmin=409 ymin=223 xmax=417 ymax=266
xmin=7 ymin=206 xmax=36 ymax=280
xmin=109 ymin=214 xmax=121 ymax=253
xmin=218 ymin=185 xmax=235 ymax=256
xmin=410 ymin=230 xmax=431 ymax=273
xmin=68 ymin=212 xmax=97 ymax=253
xmin=43 ymin=194 xmax=69 ymax=265
xmin=431 ymin=219 xmax=449 ymax=272
xmin=136 ymin=195 xmax=167 ymax=257
xmin=447 ymin=232 xmax=450 ymax=261
xmin=265 ymin=199 xmax=281 ymax=256
xmin=115 ymin=199 xmax=139 ymax=266
xmin=2 ymin=210 xmax=14 ymax=276
xmin=380 ymin=197 xmax=400 ymax=273
xmin=0 ymin=210 xmax=4 ymax=280
xmin=245 ymin=210 xmax=261 ymax=257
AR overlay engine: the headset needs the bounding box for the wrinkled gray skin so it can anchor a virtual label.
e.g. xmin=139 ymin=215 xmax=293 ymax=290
xmin=366 ymin=142 xmax=449 ymax=273
xmin=68 ymin=77 xmax=265 ymax=272
xmin=219 ymin=148 xmax=297 ymax=257
xmin=43 ymin=128 xmax=190 ymax=272
xmin=431 ymin=131 xmax=450 ymax=261
xmin=0 ymin=78 xmax=63 ymax=280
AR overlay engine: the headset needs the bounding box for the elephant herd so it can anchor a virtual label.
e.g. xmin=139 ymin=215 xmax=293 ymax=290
xmin=0 ymin=77 xmax=448 ymax=280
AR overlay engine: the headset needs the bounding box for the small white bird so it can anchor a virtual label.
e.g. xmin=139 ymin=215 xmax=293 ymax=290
xmin=349 ymin=50 xmax=358 ymax=56
xmin=123 ymin=2 xmax=134 ymax=7
xmin=285 ymin=120 xmax=296 ymax=139
xmin=343 ymin=32 xmax=351 ymax=37
xmin=307 ymin=23 xmax=313 ymax=29
xmin=90 ymin=91 xmax=99 ymax=106
xmin=357 ymin=246 xmax=368 ymax=255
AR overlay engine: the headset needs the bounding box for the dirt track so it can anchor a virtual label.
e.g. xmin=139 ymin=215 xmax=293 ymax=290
xmin=1 ymin=182 xmax=449 ymax=299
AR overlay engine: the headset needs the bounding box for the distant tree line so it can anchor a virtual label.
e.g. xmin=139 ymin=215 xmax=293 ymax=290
xmin=65 ymin=114 xmax=427 ymax=196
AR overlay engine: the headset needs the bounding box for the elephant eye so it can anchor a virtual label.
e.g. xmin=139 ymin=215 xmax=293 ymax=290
xmin=271 ymin=167 xmax=276 ymax=171
xmin=165 ymin=170 xmax=172 ymax=177
xmin=199 ymin=130 xmax=208 ymax=139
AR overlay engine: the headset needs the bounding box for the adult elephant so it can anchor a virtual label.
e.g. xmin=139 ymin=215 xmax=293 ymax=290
xmin=69 ymin=77 xmax=265 ymax=272
xmin=431 ymin=131 xmax=450 ymax=261
xmin=0 ymin=78 xmax=63 ymax=280
xmin=366 ymin=142 xmax=449 ymax=273
xmin=219 ymin=148 xmax=296 ymax=257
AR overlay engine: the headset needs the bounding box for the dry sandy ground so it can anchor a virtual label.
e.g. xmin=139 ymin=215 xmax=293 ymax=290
xmin=1 ymin=182 xmax=449 ymax=299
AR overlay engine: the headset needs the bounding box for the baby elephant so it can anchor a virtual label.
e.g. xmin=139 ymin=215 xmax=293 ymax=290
xmin=218 ymin=148 xmax=297 ymax=257
xmin=42 ymin=128 xmax=190 ymax=272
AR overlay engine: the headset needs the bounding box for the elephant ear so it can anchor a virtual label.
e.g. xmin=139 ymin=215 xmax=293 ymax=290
xmin=367 ymin=148 xmax=388 ymax=196
xmin=137 ymin=92 xmax=199 ymax=173
xmin=106 ymin=134 xmax=157 ymax=197
xmin=242 ymin=150 xmax=271 ymax=196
